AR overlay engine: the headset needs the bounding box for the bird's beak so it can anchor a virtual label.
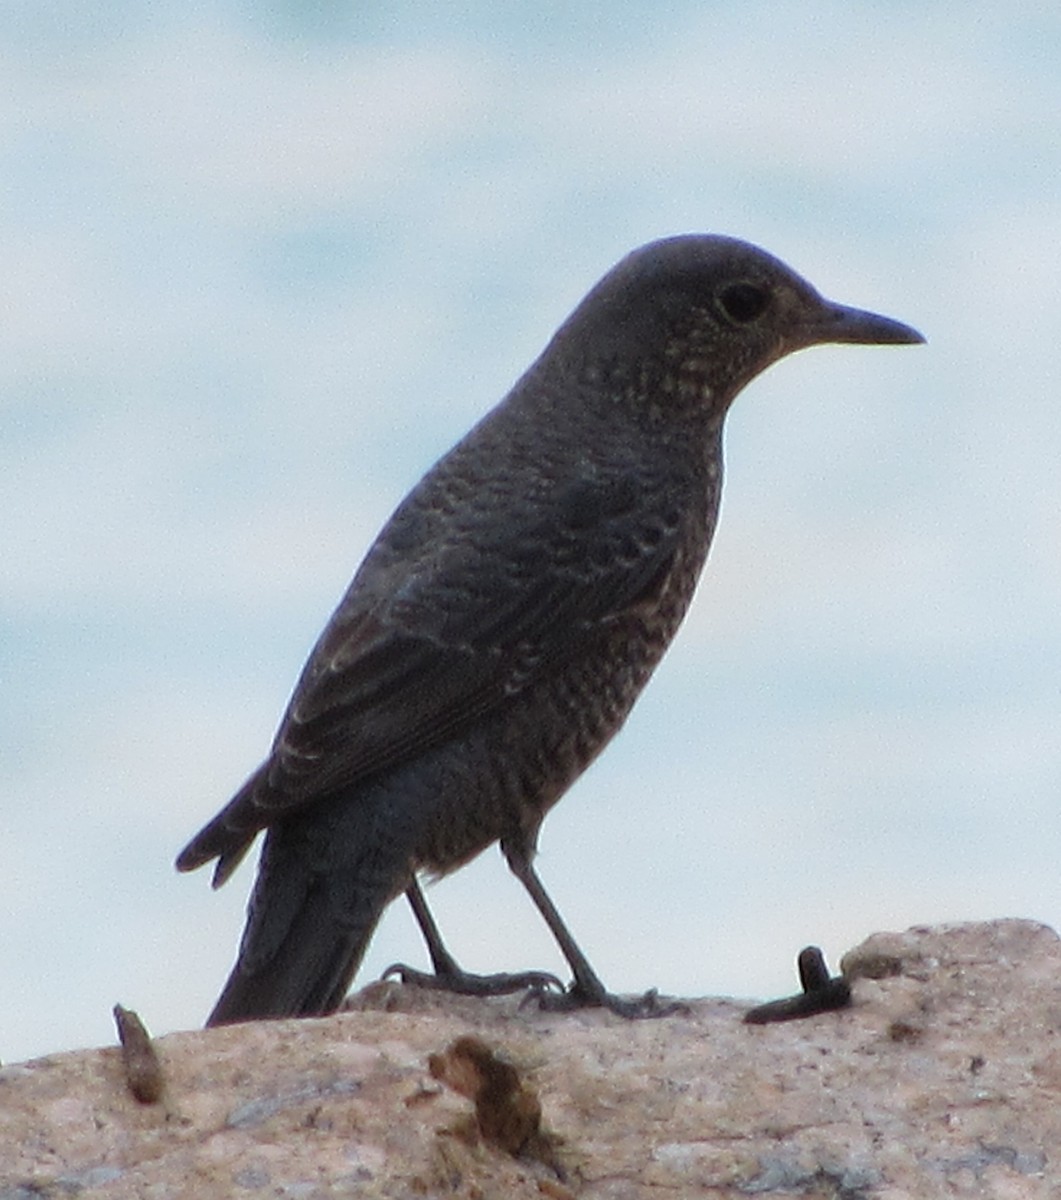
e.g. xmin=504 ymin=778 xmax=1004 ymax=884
xmin=810 ymin=300 xmax=925 ymax=347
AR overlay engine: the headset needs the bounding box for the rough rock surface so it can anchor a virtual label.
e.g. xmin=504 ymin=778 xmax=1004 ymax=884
xmin=3 ymin=920 xmax=1060 ymax=1198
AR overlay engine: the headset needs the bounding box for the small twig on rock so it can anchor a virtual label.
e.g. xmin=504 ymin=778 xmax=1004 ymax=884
xmin=743 ymin=946 xmax=852 ymax=1025
xmin=113 ymin=1004 xmax=165 ymax=1104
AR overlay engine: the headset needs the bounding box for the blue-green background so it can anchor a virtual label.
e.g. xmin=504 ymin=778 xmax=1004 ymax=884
xmin=4 ymin=1 xmax=1060 ymax=1063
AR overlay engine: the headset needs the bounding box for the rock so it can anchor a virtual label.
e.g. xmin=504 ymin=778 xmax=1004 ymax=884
xmin=2 ymin=920 xmax=1060 ymax=1198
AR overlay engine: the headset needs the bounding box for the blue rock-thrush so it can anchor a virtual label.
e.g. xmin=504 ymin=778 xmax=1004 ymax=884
xmin=177 ymin=235 xmax=923 ymax=1024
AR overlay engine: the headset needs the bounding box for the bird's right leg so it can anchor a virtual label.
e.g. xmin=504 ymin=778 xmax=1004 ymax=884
xmin=382 ymin=876 xmax=565 ymax=997
xmin=505 ymin=845 xmax=686 ymax=1019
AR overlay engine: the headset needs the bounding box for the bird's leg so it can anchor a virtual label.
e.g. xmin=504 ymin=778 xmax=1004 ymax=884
xmin=505 ymin=848 xmax=685 ymax=1019
xmin=382 ymin=877 xmax=564 ymax=997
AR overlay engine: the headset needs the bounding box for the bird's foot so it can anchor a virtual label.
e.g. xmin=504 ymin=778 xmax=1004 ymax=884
xmin=527 ymin=982 xmax=689 ymax=1019
xmin=382 ymin=961 xmax=565 ymax=999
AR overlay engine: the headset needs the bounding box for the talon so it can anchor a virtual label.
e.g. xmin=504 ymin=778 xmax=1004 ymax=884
xmin=381 ymin=961 xmax=422 ymax=984
xmin=382 ymin=961 xmax=565 ymax=998
xmin=529 ymin=983 xmax=686 ymax=1019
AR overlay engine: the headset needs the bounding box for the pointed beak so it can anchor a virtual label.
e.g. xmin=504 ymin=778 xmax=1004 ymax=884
xmin=810 ymin=300 xmax=925 ymax=347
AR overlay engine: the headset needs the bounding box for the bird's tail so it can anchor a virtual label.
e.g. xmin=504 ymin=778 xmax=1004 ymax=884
xmin=205 ymin=799 xmax=412 ymax=1027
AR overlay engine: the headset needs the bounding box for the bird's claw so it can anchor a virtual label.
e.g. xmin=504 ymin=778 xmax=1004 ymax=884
xmin=382 ymin=961 xmax=566 ymax=998
xmin=525 ymin=983 xmax=689 ymax=1019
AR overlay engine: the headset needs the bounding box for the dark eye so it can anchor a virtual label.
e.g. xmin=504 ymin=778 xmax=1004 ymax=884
xmin=717 ymin=281 xmax=770 ymax=325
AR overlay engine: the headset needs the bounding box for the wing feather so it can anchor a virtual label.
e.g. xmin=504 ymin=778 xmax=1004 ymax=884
xmin=183 ymin=462 xmax=685 ymax=867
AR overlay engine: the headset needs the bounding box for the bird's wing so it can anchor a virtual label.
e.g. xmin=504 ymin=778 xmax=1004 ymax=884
xmin=260 ymin=467 xmax=682 ymax=806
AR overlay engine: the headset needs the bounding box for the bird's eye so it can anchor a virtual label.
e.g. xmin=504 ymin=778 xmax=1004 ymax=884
xmin=716 ymin=282 xmax=770 ymax=325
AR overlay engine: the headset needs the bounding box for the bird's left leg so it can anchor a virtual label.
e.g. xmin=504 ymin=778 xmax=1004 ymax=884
xmin=505 ymin=843 xmax=685 ymax=1019
xmin=382 ymin=876 xmax=564 ymax=996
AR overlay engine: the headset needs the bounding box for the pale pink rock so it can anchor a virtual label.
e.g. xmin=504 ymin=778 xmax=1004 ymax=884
xmin=1 ymin=920 xmax=1058 ymax=1198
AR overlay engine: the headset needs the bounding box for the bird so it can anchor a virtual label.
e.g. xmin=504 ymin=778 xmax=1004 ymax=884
xmin=177 ymin=234 xmax=923 ymax=1025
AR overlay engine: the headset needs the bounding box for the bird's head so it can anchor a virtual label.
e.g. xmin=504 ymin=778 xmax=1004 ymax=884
xmin=549 ymin=234 xmax=924 ymax=419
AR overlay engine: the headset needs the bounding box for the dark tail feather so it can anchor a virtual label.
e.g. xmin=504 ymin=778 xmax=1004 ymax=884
xmin=207 ymin=882 xmax=383 ymax=1025
xmin=176 ymin=765 xmax=270 ymax=888
xmin=205 ymin=813 xmax=408 ymax=1027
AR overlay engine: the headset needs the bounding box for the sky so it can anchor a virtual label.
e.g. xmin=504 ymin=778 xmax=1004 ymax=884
xmin=3 ymin=2 xmax=1060 ymax=1065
